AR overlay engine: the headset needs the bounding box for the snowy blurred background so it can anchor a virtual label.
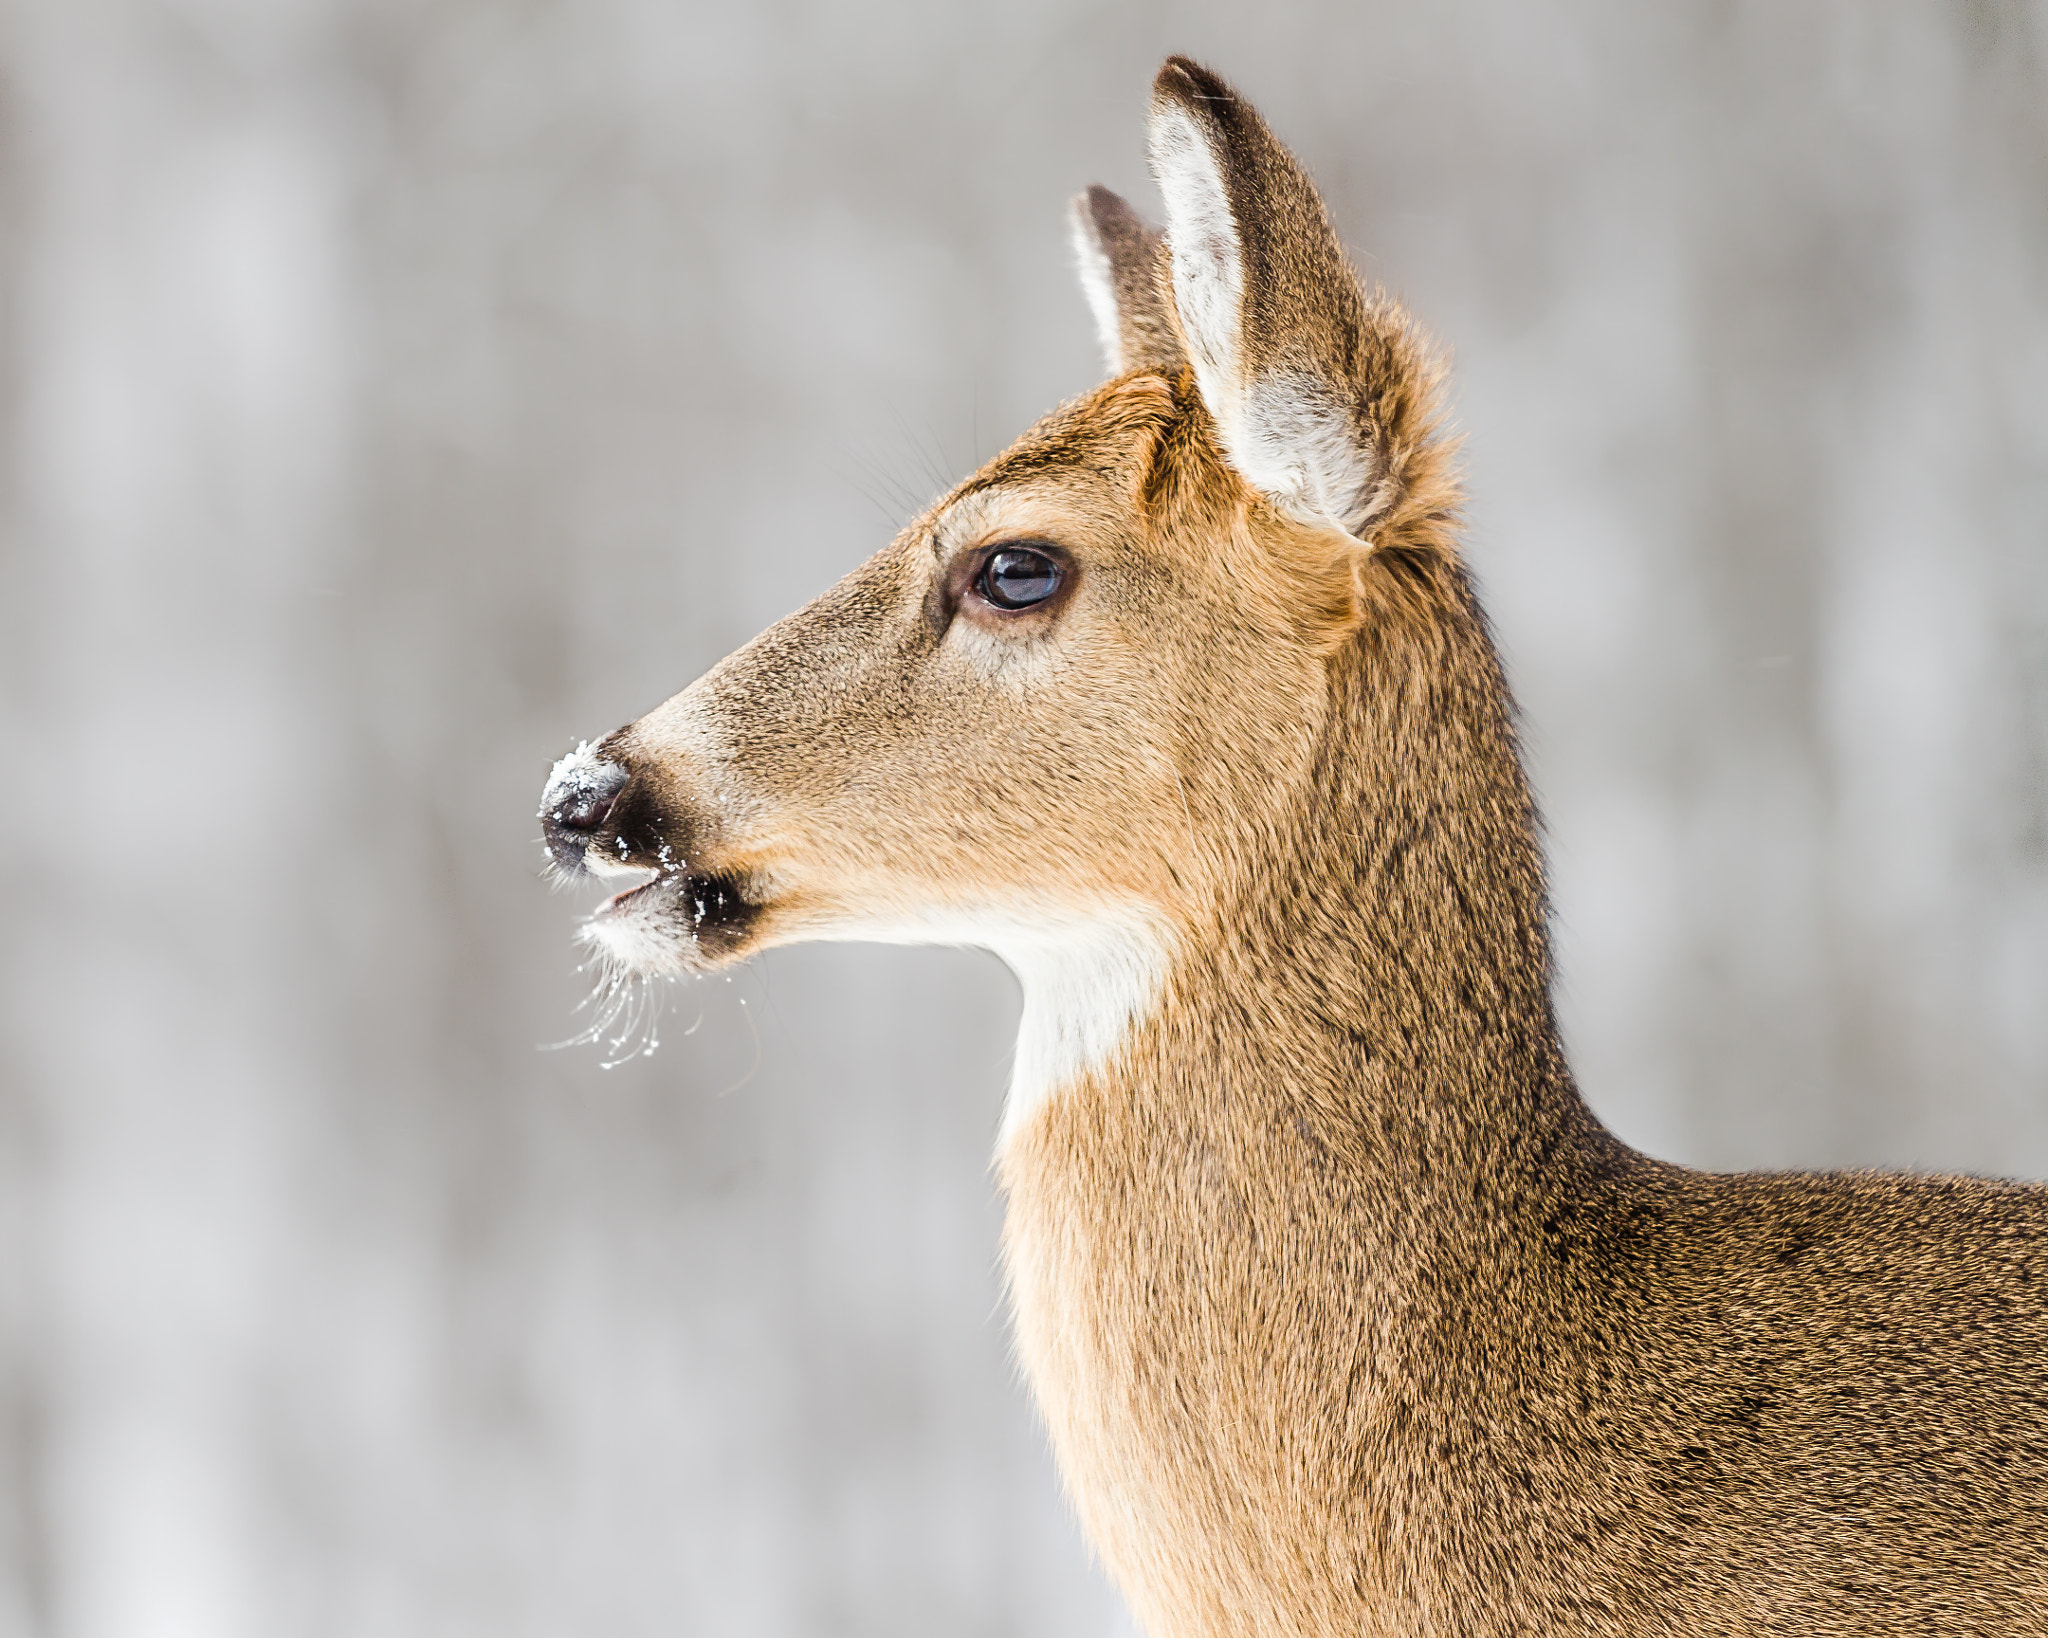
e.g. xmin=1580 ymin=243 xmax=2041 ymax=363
xmin=1 ymin=2 xmax=2044 ymax=1633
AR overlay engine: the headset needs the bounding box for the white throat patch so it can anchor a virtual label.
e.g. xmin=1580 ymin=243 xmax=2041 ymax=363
xmin=808 ymin=904 xmax=1174 ymax=1150
xmin=994 ymin=913 xmax=1172 ymax=1148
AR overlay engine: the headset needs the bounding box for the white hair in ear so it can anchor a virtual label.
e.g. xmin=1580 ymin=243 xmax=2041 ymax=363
xmin=1239 ymin=375 xmax=1376 ymax=535
xmin=1148 ymin=101 xmax=1243 ymax=416
xmin=1067 ymin=196 xmax=1126 ymax=375
xmin=1148 ymin=96 xmax=1376 ymax=537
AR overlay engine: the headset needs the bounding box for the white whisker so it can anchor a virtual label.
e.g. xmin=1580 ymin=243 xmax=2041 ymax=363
xmin=542 ymin=932 xmax=673 ymax=1065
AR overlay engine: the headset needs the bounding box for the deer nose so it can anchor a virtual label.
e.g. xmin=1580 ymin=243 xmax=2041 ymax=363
xmin=539 ymin=752 xmax=630 ymax=874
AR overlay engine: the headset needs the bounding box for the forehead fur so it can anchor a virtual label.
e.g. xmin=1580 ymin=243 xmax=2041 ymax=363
xmin=935 ymin=372 xmax=1263 ymax=574
xmin=954 ymin=374 xmax=1184 ymax=505
xmin=935 ymin=365 xmax=1456 ymax=651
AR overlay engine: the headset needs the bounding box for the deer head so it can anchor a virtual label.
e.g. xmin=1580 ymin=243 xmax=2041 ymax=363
xmin=539 ymin=57 xmax=1460 ymax=1131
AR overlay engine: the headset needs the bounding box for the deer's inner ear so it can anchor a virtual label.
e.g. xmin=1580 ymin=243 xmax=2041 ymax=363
xmin=1146 ymin=59 xmax=1382 ymax=543
xmin=1068 ymin=186 xmax=1184 ymax=380
xmin=1149 ymin=100 xmax=1245 ymax=402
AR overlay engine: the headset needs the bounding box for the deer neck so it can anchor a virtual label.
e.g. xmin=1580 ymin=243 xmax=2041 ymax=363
xmin=999 ymin=567 xmax=1602 ymax=1259
xmin=993 ymin=575 xmax=1607 ymax=1623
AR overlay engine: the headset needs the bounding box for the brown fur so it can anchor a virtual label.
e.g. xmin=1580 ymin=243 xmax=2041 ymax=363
xmin=551 ymin=57 xmax=2048 ymax=1635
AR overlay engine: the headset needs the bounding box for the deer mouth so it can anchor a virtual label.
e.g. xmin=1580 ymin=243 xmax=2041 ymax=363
xmin=583 ymin=864 xmax=760 ymax=973
xmin=595 ymin=874 xmax=664 ymax=916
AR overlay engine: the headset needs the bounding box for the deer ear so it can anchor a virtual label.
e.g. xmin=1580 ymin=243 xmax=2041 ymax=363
xmin=1068 ymin=185 xmax=1184 ymax=378
xmin=1147 ymin=58 xmax=1382 ymax=538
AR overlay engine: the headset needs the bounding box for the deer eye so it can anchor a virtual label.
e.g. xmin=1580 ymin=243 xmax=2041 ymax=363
xmin=977 ymin=546 xmax=1062 ymax=611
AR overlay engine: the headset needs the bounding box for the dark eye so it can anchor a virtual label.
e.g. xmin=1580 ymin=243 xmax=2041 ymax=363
xmin=977 ymin=546 xmax=1063 ymax=611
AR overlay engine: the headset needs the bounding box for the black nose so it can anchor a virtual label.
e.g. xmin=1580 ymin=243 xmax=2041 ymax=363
xmin=540 ymin=758 xmax=629 ymax=873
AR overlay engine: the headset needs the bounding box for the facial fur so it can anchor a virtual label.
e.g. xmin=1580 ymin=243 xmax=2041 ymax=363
xmin=564 ymin=368 xmax=1411 ymax=991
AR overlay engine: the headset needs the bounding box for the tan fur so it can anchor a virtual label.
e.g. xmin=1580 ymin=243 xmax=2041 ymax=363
xmin=544 ymin=57 xmax=2048 ymax=1636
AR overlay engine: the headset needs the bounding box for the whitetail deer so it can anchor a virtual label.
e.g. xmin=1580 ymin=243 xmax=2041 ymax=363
xmin=540 ymin=57 xmax=2048 ymax=1636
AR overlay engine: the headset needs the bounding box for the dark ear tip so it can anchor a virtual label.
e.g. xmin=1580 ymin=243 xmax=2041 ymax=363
xmin=1085 ymin=183 xmax=1138 ymax=233
xmin=1154 ymin=55 xmax=1234 ymax=107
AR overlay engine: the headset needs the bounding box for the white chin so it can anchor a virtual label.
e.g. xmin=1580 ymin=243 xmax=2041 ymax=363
xmin=577 ymin=889 xmax=696 ymax=977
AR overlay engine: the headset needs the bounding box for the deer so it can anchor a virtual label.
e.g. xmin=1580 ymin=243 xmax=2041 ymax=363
xmin=538 ymin=57 xmax=2048 ymax=1638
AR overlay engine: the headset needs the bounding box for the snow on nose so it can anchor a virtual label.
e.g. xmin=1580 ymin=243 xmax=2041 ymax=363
xmin=539 ymin=743 xmax=629 ymax=874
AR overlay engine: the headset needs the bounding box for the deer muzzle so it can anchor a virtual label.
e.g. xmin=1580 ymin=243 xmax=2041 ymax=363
xmin=539 ymin=746 xmax=631 ymax=876
xmin=539 ymin=735 xmax=764 ymax=973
